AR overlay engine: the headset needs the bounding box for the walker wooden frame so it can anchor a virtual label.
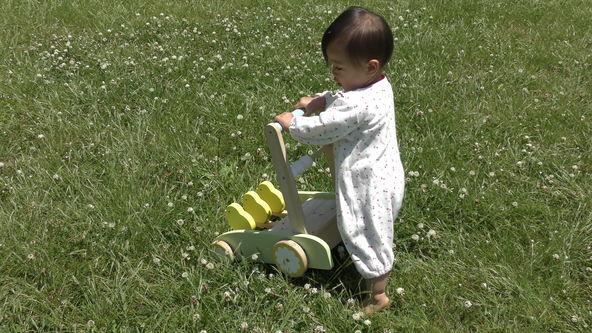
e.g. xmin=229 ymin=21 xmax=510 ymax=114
xmin=212 ymin=121 xmax=340 ymax=277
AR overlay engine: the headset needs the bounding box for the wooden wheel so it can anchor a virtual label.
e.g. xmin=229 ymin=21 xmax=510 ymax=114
xmin=272 ymin=240 xmax=308 ymax=277
xmin=212 ymin=240 xmax=235 ymax=261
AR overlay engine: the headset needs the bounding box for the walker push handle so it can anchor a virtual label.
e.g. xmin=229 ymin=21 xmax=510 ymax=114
xmin=291 ymin=108 xmax=305 ymax=117
xmin=276 ymin=108 xmax=305 ymax=132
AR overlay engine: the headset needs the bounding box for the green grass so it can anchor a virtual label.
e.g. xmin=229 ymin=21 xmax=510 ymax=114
xmin=1 ymin=0 xmax=590 ymax=331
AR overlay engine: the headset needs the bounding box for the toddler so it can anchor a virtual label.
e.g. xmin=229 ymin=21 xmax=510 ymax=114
xmin=275 ymin=6 xmax=404 ymax=313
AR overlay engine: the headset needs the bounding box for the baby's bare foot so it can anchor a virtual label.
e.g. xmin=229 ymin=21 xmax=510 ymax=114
xmin=363 ymin=293 xmax=390 ymax=314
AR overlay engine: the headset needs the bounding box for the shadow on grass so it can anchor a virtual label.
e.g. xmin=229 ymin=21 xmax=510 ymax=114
xmin=255 ymin=243 xmax=369 ymax=303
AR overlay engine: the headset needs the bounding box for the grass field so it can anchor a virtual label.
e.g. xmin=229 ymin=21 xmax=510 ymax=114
xmin=1 ymin=0 xmax=590 ymax=331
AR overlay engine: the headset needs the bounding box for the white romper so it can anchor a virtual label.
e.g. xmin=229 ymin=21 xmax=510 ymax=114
xmin=289 ymin=77 xmax=405 ymax=279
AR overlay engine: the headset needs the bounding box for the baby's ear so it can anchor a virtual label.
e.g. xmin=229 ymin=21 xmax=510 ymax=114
xmin=367 ymin=59 xmax=380 ymax=75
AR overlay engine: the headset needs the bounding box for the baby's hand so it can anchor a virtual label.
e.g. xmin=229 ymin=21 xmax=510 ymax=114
xmin=294 ymin=95 xmax=326 ymax=116
xmin=294 ymin=96 xmax=315 ymax=111
xmin=274 ymin=112 xmax=294 ymax=132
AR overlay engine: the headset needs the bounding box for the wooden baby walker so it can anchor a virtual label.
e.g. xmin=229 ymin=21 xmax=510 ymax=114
xmin=212 ymin=110 xmax=340 ymax=277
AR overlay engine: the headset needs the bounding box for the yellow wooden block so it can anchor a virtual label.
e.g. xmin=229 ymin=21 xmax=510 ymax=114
xmin=225 ymin=203 xmax=256 ymax=230
xmin=256 ymin=181 xmax=285 ymax=215
xmin=242 ymin=191 xmax=271 ymax=224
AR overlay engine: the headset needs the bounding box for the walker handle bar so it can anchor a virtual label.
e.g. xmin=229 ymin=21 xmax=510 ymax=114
xmin=276 ymin=108 xmax=305 ymax=132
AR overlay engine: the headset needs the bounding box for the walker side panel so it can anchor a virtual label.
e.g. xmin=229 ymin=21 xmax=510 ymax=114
xmin=214 ymin=230 xmax=333 ymax=270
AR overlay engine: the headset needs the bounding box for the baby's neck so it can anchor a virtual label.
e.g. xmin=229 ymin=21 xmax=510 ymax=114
xmin=355 ymin=73 xmax=385 ymax=90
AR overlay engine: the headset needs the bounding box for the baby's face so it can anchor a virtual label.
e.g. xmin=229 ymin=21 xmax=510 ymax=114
xmin=326 ymin=39 xmax=378 ymax=92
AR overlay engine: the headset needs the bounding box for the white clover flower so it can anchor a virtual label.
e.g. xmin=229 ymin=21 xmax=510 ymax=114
xmin=181 ymin=272 xmax=189 ymax=278
xmin=236 ymin=114 xmax=244 ymax=120
xmin=396 ymin=287 xmax=405 ymax=295
xmin=427 ymin=229 xmax=436 ymax=238
xmin=167 ymin=202 xmax=173 ymax=207
xmin=352 ymin=311 xmax=364 ymax=321
xmin=251 ymin=253 xmax=259 ymax=261
xmin=187 ymin=207 xmax=194 ymax=213
xmin=363 ymin=319 xmax=371 ymax=326
xmin=193 ymin=313 xmax=201 ymax=321
xmin=153 ymin=257 xmax=161 ymax=265
xmin=411 ymin=234 xmax=420 ymax=241
xmin=553 ymin=253 xmax=560 ymax=260
xmin=181 ymin=194 xmax=188 ymax=200
xmin=205 ymin=263 xmax=214 ymax=270
xmin=313 ymin=326 xmax=325 ymax=333
xmin=27 ymin=253 xmax=35 ymax=260
xmin=0 ymin=162 xmax=4 ymax=168
xmin=463 ymin=300 xmax=472 ymax=308
xmin=417 ymin=223 xmax=424 ymax=229
xmin=240 ymin=322 xmax=248 ymax=331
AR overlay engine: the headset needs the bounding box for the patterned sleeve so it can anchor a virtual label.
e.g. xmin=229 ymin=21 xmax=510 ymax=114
xmin=289 ymin=94 xmax=360 ymax=145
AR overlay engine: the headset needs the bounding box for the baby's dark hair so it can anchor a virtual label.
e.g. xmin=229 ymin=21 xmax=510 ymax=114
xmin=322 ymin=6 xmax=394 ymax=67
